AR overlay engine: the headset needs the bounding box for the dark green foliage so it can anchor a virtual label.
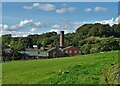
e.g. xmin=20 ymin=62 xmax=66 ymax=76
xmin=2 ymin=34 xmax=12 ymax=49
xmin=100 ymin=38 xmax=120 ymax=51
xmin=76 ymin=24 xmax=93 ymax=38
xmin=76 ymin=23 xmax=120 ymax=38
xmin=81 ymin=44 xmax=91 ymax=54
xmin=111 ymin=24 xmax=120 ymax=37
xmin=75 ymin=23 xmax=120 ymax=54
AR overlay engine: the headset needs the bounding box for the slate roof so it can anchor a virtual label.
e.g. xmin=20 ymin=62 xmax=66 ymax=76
xmin=62 ymin=46 xmax=73 ymax=50
xmin=46 ymin=47 xmax=63 ymax=53
xmin=62 ymin=46 xmax=80 ymax=51
xmin=20 ymin=50 xmax=48 ymax=57
xmin=46 ymin=47 xmax=56 ymax=53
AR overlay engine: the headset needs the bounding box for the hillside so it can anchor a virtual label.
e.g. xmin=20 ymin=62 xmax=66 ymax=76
xmin=2 ymin=51 xmax=119 ymax=84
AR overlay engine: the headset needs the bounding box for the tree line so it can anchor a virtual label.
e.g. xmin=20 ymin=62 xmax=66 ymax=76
xmin=1 ymin=23 xmax=120 ymax=61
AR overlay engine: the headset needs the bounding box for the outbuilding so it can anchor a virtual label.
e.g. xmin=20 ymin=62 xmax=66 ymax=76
xmin=47 ymin=46 xmax=65 ymax=58
xmin=63 ymin=46 xmax=81 ymax=56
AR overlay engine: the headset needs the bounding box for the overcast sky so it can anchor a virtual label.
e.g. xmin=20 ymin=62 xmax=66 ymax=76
xmin=1 ymin=2 xmax=119 ymax=37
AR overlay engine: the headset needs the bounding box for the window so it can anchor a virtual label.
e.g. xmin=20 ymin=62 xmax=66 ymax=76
xmin=65 ymin=50 xmax=68 ymax=53
xmin=46 ymin=53 xmax=49 ymax=56
xmin=74 ymin=50 xmax=77 ymax=54
xmin=78 ymin=50 xmax=81 ymax=54
xmin=69 ymin=50 xmax=72 ymax=53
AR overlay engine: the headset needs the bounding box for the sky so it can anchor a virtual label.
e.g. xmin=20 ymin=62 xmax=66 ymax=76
xmin=2 ymin=0 xmax=120 ymax=2
xmin=0 ymin=2 xmax=119 ymax=37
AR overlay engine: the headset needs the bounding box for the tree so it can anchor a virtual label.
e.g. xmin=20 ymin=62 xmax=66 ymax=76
xmin=81 ymin=44 xmax=91 ymax=54
xmin=99 ymin=37 xmax=120 ymax=51
xmin=10 ymin=39 xmax=25 ymax=60
xmin=111 ymin=24 xmax=120 ymax=37
xmin=76 ymin=24 xmax=93 ymax=38
xmin=41 ymin=39 xmax=47 ymax=47
xmin=2 ymin=34 xmax=12 ymax=49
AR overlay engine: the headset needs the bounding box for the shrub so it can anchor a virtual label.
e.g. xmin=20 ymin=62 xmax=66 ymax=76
xmin=81 ymin=44 xmax=91 ymax=54
xmin=90 ymin=47 xmax=99 ymax=54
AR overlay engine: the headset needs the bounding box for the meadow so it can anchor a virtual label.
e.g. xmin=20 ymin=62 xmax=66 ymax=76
xmin=2 ymin=51 xmax=119 ymax=84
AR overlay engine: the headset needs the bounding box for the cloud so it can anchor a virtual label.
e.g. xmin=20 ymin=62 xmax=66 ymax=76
xmin=50 ymin=29 xmax=61 ymax=33
xmin=50 ymin=16 xmax=120 ymax=34
xmin=1 ymin=20 xmax=33 ymax=31
xmin=51 ymin=24 xmax=61 ymax=29
xmin=85 ymin=8 xmax=92 ymax=12
xmin=23 ymin=3 xmax=76 ymax=14
xmin=0 ymin=24 xmax=15 ymax=31
xmin=0 ymin=31 xmax=30 ymax=37
xmin=95 ymin=18 xmax=115 ymax=26
xmin=94 ymin=7 xmax=107 ymax=12
xmin=32 ymin=22 xmax=48 ymax=28
xmin=1 ymin=20 xmax=47 ymax=31
xmin=1 ymin=30 xmax=42 ymax=37
xmin=23 ymin=6 xmax=33 ymax=10
xmin=56 ymin=7 xmax=76 ymax=14
xmin=115 ymin=15 xmax=120 ymax=23
xmin=51 ymin=24 xmax=70 ymax=33
xmin=50 ymin=22 xmax=86 ymax=33
xmin=2 ymin=24 xmax=9 ymax=30
xmin=30 ymin=28 xmax=37 ymax=33
xmin=23 ymin=3 xmax=55 ymax=11
xmin=18 ymin=20 xmax=33 ymax=27
xmin=85 ymin=7 xmax=107 ymax=12
xmin=95 ymin=16 xmax=120 ymax=26
xmin=34 ymin=22 xmax=43 ymax=27
xmin=0 ymin=24 xmax=2 ymax=31
xmin=62 ymin=3 xmax=67 ymax=6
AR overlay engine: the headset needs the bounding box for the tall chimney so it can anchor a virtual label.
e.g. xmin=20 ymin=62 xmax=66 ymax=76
xmin=60 ymin=31 xmax=64 ymax=48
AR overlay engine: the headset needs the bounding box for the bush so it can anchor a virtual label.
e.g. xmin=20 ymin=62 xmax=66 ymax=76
xmin=99 ymin=37 xmax=120 ymax=51
xmin=90 ymin=47 xmax=99 ymax=54
xmin=81 ymin=44 xmax=91 ymax=54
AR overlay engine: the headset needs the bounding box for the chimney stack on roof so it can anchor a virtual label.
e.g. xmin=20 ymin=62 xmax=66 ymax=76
xmin=60 ymin=31 xmax=64 ymax=48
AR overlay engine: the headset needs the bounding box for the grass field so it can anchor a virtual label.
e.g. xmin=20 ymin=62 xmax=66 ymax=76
xmin=2 ymin=51 xmax=119 ymax=84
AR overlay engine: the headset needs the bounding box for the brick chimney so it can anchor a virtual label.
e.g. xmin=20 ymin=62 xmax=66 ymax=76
xmin=60 ymin=31 xmax=64 ymax=48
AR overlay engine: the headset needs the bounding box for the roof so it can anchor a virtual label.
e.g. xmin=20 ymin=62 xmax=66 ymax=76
xmin=47 ymin=46 xmax=80 ymax=53
xmin=47 ymin=47 xmax=63 ymax=53
xmin=63 ymin=46 xmax=80 ymax=50
xmin=47 ymin=47 xmax=56 ymax=53
xmin=4 ymin=48 xmax=12 ymax=53
xmin=63 ymin=46 xmax=73 ymax=50
xmin=20 ymin=50 xmax=47 ymax=56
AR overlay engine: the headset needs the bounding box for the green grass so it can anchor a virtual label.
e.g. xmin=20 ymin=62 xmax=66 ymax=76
xmin=2 ymin=51 xmax=119 ymax=84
